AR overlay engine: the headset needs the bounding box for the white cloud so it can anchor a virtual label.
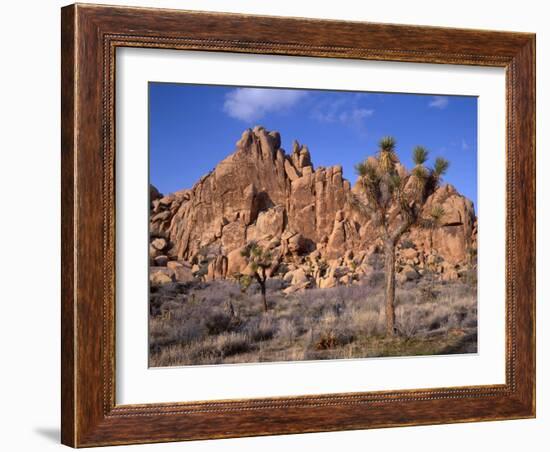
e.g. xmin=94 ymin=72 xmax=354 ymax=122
xmin=429 ymin=96 xmax=450 ymax=109
xmin=223 ymin=88 xmax=306 ymax=122
xmin=312 ymin=95 xmax=374 ymax=134
xmin=338 ymin=108 xmax=374 ymax=124
xmin=312 ymin=96 xmax=348 ymax=123
xmin=461 ymin=138 xmax=470 ymax=150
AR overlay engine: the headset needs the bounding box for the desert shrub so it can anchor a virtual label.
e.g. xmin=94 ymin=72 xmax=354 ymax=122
xmin=400 ymin=279 xmax=419 ymax=291
xmin=190 ymin=280 xmax=241 ymax=305
xmin=428 ymin=313 xmax=448 ymax=331
xmin=401 ymin=239 xmax=415 ymax=249
xmin=246 ymin=281 xmax=261 ymax=295
xmin=294 ymin=290 xmax=328 ymax=317
xmin=273 ymin=262 xmax=289 ymax=277
xmin=148 ymin=315 xmax=206 ymax=354
xmin=460 ymin=269 xmax=478 ymax=287
xmin=312 ymin=310 xmax=356 ymax=350
xmin=149 ymin=298 xmax=179 ymax=320
xmin=244 ymin=315 xmax=277 ymax=342
xmin=277 ymin=318 xmax=297 ymax=344
xmin=365 ymin=270 xmax=385 ymax=288
xmin=213 ymin=332 xmax=252 ymax=357
xmin=334 ymin=326 xmax=356 ymax=346
xmin=463 ymin=313 xmax=478 ymax=329
xmin=396 ymin=306 xmax=419 ymax=338
xmin=266 ymin=278 xmax=289 ymax=292
xmin=149 ymin=294 xmax=164 ymax=316
xmin=367 ymin=253 xmax=384 ymax=271
xmin=279 ymin=307 xmax=306 ymax=337
xmin=203 ymin=309 xmax=241 ymax=335
xmin=297 ymin=284 xmax=359 ymax=306
xmin=314 ymin=328 xmax=355 ymax=350
xmin=315 ymin=330 xmax=339 ymax=350
xmin=176 ymin=332 xmax=253 ymax=364
xmin=417 ymin=284 xmax=438 ymax=303
xmin=395 ymin=289 xmax=416 ymax=306
xmin=155 ymin=281 xmax=187 ymax=297
xmin=344 ymin=306 xmax=384 ymax=336
xmin=179 ymin=321 xmax=205 ymax=343
xmin=448 ymin=281 xmax=476 ymax=299
xmin=193 ymin=264 xmax=209 ymax=280
xmin=450 ymin=306 xmax=469 ymax=324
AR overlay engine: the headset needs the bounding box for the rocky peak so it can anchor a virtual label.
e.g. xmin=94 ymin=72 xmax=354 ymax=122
xmin=290 ymin=139 xmax=313 ymax=171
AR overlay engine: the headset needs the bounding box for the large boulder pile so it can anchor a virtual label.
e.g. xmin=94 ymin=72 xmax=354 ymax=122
xmin=149 ymin=127 xmax=477 ymax=289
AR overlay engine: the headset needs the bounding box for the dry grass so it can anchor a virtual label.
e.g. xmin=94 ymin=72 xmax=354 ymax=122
xmin=149 ymin=277 xmax=477 ymax=367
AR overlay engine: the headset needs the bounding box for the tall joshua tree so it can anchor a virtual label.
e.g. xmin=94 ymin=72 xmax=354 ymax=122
xmin=353 ymin=138 xmax=449 ymax=336
xmin=240 ymin=241 xmax=273 ymax=313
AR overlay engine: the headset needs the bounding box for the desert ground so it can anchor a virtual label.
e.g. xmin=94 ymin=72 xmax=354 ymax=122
xmin=149 ymin=269 xmax=477 ymax=367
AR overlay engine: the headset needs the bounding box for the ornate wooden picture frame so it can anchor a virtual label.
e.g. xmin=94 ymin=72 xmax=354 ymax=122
xmin=61 ymin=3 xmax=535 ymax=447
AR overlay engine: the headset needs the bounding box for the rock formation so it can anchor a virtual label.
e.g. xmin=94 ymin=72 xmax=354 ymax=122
xmin=149 ymin=126 xmax=477 ymax=288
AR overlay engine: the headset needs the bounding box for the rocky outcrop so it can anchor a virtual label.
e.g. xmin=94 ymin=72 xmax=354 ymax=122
xmin=149 ymin=127 xmax=477 ymax=288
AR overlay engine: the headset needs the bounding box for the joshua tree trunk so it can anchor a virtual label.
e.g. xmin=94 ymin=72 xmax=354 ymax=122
xmin=260 ymin=281 xmax=267 ymax=312
xmin=255 ymin=269 xmax=268 ymax=313
xmin=384 ymin=241 xmax=397 ymax=336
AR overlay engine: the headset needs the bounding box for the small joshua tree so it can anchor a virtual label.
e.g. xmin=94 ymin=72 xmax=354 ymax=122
xmin=240 ymin=241 xmax=273 ymax=312
xmin=348 ymin=260 xmax=359 ymax=286
xmin=353 ymin=138 xmax=449 ymax=336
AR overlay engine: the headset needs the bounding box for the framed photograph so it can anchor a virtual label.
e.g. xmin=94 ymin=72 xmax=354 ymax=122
xmin=61 ymin=3 xmax=536 ymax=447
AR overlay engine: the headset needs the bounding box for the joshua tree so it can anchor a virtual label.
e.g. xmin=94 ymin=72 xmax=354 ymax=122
xmin=240 ymin=241 xmax=273 ymax=312
xmin=353 ymin=138 xmax=449 ymax=336
xmin=347 ymin=260 xmax=359 ymax=286
xmin=192 ymin=261 xmax=210 ymax=281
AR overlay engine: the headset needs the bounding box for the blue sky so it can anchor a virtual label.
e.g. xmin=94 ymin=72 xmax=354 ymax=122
xmin=149 ymin=83 xmax=478 ymax=207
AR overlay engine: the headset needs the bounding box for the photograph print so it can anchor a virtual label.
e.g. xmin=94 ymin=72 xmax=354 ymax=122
xmin=148 ymin=83 xmax=478 ymax=367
